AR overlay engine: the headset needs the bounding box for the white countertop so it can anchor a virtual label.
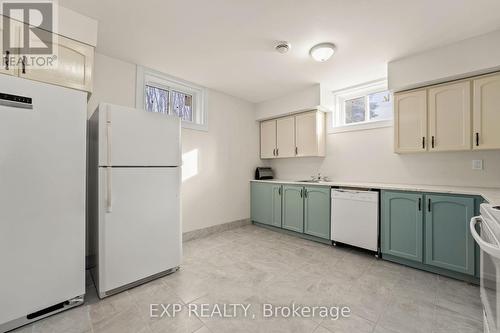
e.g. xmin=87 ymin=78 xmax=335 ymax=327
xmin=250 ymin=179 xmax=500 ymax=205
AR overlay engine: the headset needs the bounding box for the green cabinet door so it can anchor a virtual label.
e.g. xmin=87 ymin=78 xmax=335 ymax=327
xmin=381 ymin=191 xmax=424 ymax=262
xmin=304 ymin=186 xmax=331 ymax=239
xmin=271 ymin=185 xmax=282 ymax=227
xmin=282 ymin=185 xmax=304 ymax=233
xmin=251 ymin=182 xmax=273 ymax=225
xmin=424 ymin=194 xmax=475 ymax=275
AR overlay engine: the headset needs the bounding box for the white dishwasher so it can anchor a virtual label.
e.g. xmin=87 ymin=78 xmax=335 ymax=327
xmin=331 ymin=189 xmax=379 ymax=252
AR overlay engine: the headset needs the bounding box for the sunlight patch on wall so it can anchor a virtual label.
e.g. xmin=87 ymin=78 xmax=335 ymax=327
xmin=182 ymin=149 xmax=199 ymax=182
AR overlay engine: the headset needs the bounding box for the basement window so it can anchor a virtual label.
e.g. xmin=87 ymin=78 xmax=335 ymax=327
xmin=329 ymin=79 xmax=392 ymax=133
xmin=137 ymin=66 xmax=207 ymax=131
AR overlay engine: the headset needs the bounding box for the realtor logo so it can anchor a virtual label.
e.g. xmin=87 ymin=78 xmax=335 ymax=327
xmin=2 ymin=1 xmax=54 ymax=54
xmin=2 ymin=0 xmax=58 ymax=69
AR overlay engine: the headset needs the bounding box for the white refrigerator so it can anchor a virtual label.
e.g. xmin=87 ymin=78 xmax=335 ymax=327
xmin=0 ymin=76 xmax=86 ymax=332
xmin=88 ymin=103 xmax=182 ymax=298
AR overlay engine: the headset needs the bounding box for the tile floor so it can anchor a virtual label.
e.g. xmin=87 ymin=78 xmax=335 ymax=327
xmin=12 ymin=224 xmax=482 ymax=333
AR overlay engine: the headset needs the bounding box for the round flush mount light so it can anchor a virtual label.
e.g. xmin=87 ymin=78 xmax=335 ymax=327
xmin=309 ymin=43 xmax=336 ymax=62
xmin=275 ymin=41 xmax=291 ymax=54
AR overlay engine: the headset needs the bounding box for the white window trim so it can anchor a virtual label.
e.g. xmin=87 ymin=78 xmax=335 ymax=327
xmin=136 ymin=66 xmax=208 ymax=131
xmin=328 ymin=79 xmax=392 ymax=134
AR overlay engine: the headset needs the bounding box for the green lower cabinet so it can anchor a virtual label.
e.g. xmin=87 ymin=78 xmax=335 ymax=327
xmin=271 ymin=185 xmax=283 ymax=228
xmin=381 ymin=190 xmax=479 ymax=280
xmin=251 ymin=182 xmax=273 ymax=225
xmin=251 ymin=182 xmax=282 ymax=227
xmin=304 ymin=186 xmax=331 ymax=240
xmin=282 ymin=185 xmax=304 ymax=233
xmin=381 ymin=191 xmax=424 ymax=262
xmin=424 ymin=194 xmax=475 ymax=275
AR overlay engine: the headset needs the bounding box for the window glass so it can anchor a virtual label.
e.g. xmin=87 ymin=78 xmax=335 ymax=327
xmin=345 ymin=96 xmax=366 ymax=124
xmin=369 ymin=91 xmax=392 ymax=120
xmin=171 ymin=90 xmax=193 ymax=122
xmin=145 ymin=85 xmax=169 ymax=114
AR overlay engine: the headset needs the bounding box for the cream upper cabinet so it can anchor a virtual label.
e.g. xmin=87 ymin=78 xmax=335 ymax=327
xmin=473 ymin=73 xmax=500 ymax=150
xmin=428 ymin=81 xmax=471 ymax=152
xmin=0 ymin=16 xmax=18 ymax=77
xmin=19 ymin=26 xmax=94 ymax=92
xmin=295 ymin=111 xmax=326 ymax=157
xmin=394 ymin=90 xmax=427 ymax=153
xmin=260 ymin=119 xmax=277 ymax=159
xmin=260 ymin=110 xmax=326 ymax=159
xmin=276 ymin=116 xmax=296 ymax=158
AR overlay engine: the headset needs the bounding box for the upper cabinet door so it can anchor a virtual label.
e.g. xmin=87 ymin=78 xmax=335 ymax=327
xmin=428 ymin=81 xmax=471 ymax=152
xmin=473 ymin=73 xmax=500 ymax=150
xmin=260 ymin=119 xmax=277 ymax=159
xmin=394 ymin=90 xmax=427 ymax=153
xmin=276 ymin=116 xmax=295 ymax=158
xmin=20 ymin=26 xmax=94 ymax=92
xmin=0 ymin=16 xmax=19 ymax=77
xmin=295 ymin=111 xmax=326 ymax=157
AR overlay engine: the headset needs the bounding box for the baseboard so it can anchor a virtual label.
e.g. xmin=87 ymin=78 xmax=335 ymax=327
xmin=183 ymin=218 xmax=251 ymax=242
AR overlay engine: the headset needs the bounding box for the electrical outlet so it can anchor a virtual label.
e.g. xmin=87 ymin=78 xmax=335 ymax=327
xmin=472 ymin=160 xmax=483 ymax=170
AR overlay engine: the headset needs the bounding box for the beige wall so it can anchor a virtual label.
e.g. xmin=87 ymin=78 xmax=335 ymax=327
xmin=389 ymin=29 xmax=500 ymax=92
xmin=269 ymin=126 xmax=500 ymax=188
xmin=88 ymin=53 xmax=260 ymax=233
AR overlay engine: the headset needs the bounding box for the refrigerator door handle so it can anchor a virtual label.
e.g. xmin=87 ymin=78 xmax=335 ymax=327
xmin=106 ymin=108 xmax=113 ymax=212
xmin=106 ymin=167 xmax=112 ymax=213
xmin=106 ymin=106 xmax=112 ymax=166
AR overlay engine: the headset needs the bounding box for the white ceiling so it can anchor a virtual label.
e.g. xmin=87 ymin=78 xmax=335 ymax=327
xmin=59 ymin=0 xmax=500 ymax=103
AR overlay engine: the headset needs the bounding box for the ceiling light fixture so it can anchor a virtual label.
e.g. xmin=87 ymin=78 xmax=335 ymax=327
xmin=275 ymin=41 xmax=291 ymax=54
xmin=309 ymin=43 xmax=336 ymax=62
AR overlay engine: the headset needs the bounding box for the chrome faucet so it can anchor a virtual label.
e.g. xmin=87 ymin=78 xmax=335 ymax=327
xmin=311 ymin=173 xmax=330 ymax=182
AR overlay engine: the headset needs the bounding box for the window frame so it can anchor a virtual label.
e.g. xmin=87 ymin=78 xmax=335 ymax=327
xmin=136 ymin=66 xmax=208 ymax=131
xmin=328 ymin=79 xmax=393 ymax=133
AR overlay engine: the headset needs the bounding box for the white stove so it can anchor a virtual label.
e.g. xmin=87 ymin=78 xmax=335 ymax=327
xmin=471 ymin=204 xmax=500 ymax=333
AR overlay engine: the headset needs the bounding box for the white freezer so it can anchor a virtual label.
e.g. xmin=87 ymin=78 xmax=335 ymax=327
xmin=0 ymin=76 xmax=86 ymax=331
